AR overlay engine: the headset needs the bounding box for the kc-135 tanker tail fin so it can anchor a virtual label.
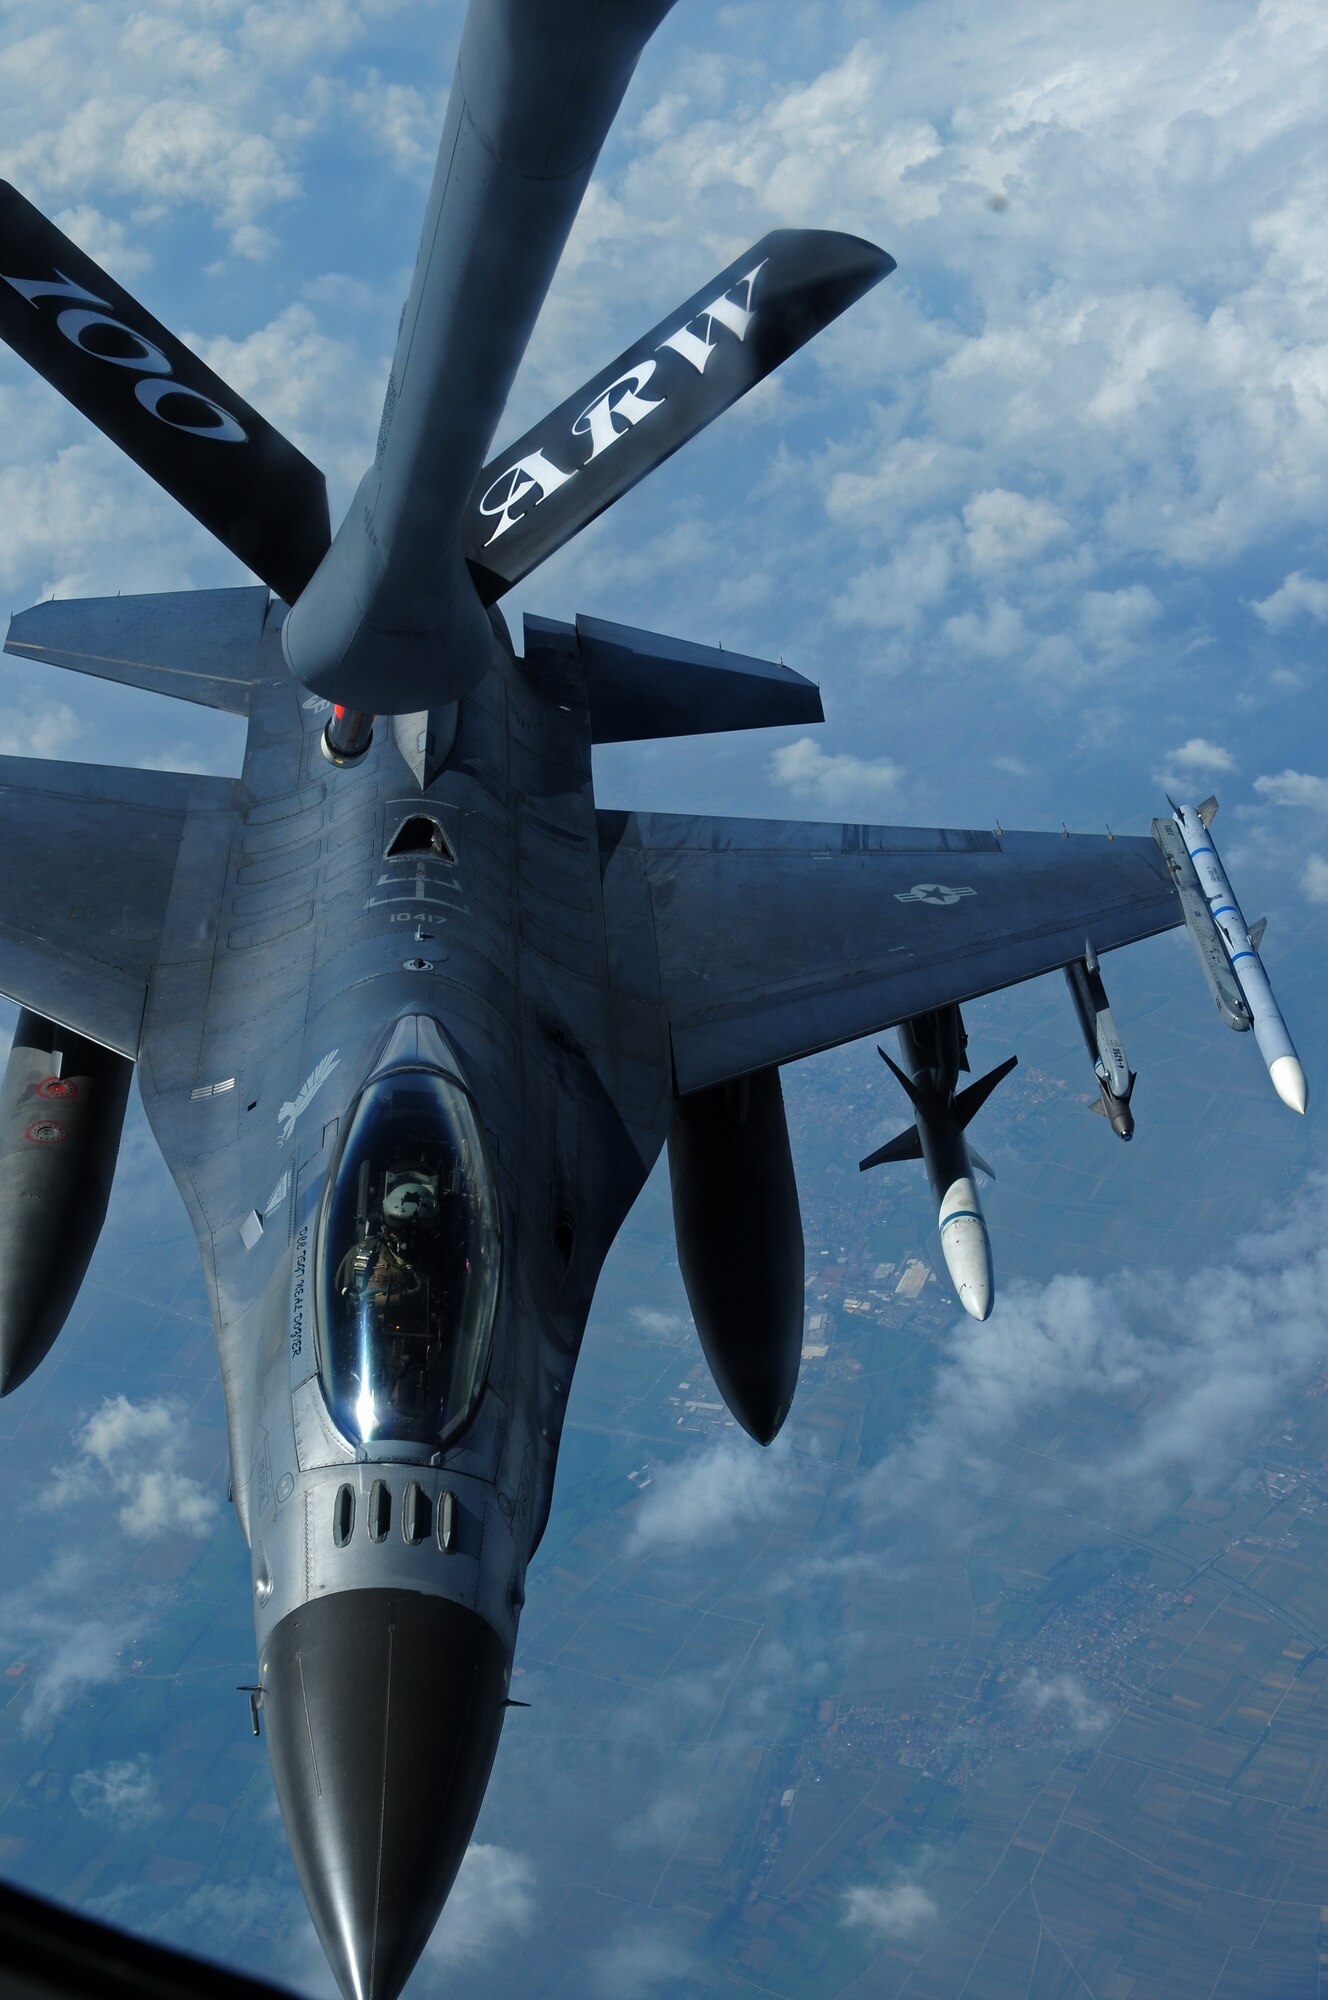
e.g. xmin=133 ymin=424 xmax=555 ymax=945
xmin=462 ymin=229 xmax=895 ymax=604
xmin=0 ymin=183 xmax=330 ymax=606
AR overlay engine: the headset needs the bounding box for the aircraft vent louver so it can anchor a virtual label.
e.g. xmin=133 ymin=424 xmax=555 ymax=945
xmin=367 ymin=1479 xmax=391 ymax=1543
xmin=402 ymin=1481 xmax=431 ymax=1545
xmin=386 ymin=815 xmax=454 ymax=862
xmin=332 ymin=1484 xmax=355 ymax=1547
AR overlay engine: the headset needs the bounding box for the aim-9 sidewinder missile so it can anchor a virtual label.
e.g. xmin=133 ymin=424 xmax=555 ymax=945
xmin=1162 ymin=796 xmax=1307 ymax=1115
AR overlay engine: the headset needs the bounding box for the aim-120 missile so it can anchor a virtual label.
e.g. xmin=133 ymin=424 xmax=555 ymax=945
xmin=1064 ymin=946 xmax=1135 ymax=1139
xmin=860 ymin=1012 xmax=1017 ymax=1321
xmin=1170 ymin=797 xmax=1307 ymax=1115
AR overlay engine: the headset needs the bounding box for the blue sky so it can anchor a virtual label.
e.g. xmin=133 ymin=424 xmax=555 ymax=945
xmin=0 ymin=2 xmax=1326 ymax=1994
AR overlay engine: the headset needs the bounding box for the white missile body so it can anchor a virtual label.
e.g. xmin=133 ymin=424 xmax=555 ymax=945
xmin=860 ymin=1015 xmax=1016 ymax=1322
xmin=934 ymin=1169 xmax=994 ymax=1322
xmin=1173 ymin=799 xmax=1307 ymax=1114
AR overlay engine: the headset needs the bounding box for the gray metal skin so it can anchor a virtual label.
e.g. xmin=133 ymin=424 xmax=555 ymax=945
xmin=129 ymin=598 xmax=670 ymax=1999
xmin=281 ymin=0 xmax=675 ymax=715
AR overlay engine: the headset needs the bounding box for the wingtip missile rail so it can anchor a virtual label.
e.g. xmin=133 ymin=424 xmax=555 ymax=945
xmin=1155 ymin=796 xmax=1307 ymax=1115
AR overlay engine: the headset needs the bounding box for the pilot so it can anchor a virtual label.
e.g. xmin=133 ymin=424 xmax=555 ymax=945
xmin=383 ymin=1173 xmax=439 ymax=1229
xmin=338 ymin=1231 xmax=417 ymax=1303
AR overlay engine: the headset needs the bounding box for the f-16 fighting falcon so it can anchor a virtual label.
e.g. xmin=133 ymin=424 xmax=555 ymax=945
xmin=0 ymin=2 xmax=1307 ymax=1996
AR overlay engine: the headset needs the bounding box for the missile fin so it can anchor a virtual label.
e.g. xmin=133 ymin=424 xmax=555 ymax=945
xmin=1089 ymin=1097 xmax=1107 ymax=1117
xmin=1249 ymin=916 xmax=1267 ymax=952
xmin=1197 ymin=795 xmax=1219 ymax=828
xmin=859 ymin=1124 xmax=923 ymax=1172
xmin=968 ymin=1147 xmax=997 ymax=1182
xmin=953 ymin=1053 xmax=1019 ymax=1129
xmin=877 ymin=1045 xmax=925 ymax=1110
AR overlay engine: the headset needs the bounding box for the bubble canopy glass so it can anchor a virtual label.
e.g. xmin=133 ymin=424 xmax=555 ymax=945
xmin=315 ymin=1063 xmax=501 ymax=1450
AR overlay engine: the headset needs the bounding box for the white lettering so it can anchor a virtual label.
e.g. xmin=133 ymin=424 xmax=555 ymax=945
xmin=658 ymin=260 xmax=767 ymax=376
xmin=571 ymin=360 xmax=665 ymax=461
xmin=0 ymin=267 xmax=109 ymax=313
xmin=0 ymin=266 xmax=247 ymax=443
xmin=478 ymin=448 xmax=575 ymax=544
xmin=134 ymin=377 xmax=247 ymax=441
xmin=55 ymin=307 xmax=171 ymax=373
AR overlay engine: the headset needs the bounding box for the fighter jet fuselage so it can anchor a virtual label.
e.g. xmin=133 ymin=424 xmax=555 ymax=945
xmin=132 ymin=612 xmax=665 ymax=1992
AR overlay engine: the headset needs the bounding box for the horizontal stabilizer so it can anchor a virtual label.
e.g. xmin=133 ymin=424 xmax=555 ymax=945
xmin=953 ymin=1054 xmax=1018 ymax=1127
xmin=0 ymin=184 xmax=330 ymax=604
xmin=523 ymin=613 xmax=822 ymax=742
xmin=859 ymin=1124 xmax=923 ymax=1171
xmin=465 ymin=229 xmax=894 ymax=602
xmin=5 ymin=586 xmax=274 ymax=714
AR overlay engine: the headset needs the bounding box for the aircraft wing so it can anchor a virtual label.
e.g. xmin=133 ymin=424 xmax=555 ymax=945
xmin=598 ymin=811 xmax=1181 ymax=1094
xmin=0 ymin=756 xmax=236 ymax=1056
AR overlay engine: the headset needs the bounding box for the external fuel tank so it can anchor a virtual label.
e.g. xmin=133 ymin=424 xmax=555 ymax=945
xmin=0 ymin=1009 xmax=132 ymax=1393
xmin=666 ymin=1066 xmax=804 ymax=1444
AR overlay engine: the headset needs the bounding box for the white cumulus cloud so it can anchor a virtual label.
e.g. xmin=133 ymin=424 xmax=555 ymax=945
xmin=72 ymin=1754 xmax=161 ymax=1829
xmin=963 ymin=487 xmax=1070 ymax=571
xmin=1250 ymin=571 xmax=1328 ymax=629
xmin=0 ymin=693 xmax=83 ymax=760
xmin=0 ymin=1552 xmax=141 ymax=1735
xmin=422 ymin=1844 xmax=537 ymax=1973
xmin=1021 ymin=1669 xmax=1111 ymax=1742
xmin=46 ymin=1395 xmax=219 ymax=1541
xmin=770 ymin=737 xmax=904 ymax=814
xmin=1303 ymin=854 xmax=1328 ymax=904
xmin=628 ymin=1437 xmax=791 ymax=1557
xmin=1163 ymin=736 xmax=1236 ymax=774
xmin=865 ymin=1176 xmax=1328 ymax=1534
xmin=843 ymin=1878 xmax=938 ymax=1940
xmin=1253 ymin=769 xmax=1328 ymax=811
xmin=588 ymin=1925 xmax=697 ymax=1999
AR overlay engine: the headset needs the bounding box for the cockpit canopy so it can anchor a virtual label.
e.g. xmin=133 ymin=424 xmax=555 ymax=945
xmin=314 ymin=1065 xmax=501 ymax=1450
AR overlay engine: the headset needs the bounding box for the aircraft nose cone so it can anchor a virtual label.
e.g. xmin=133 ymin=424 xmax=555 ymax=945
xmin=260 ymin=1589 xmax=510 ymax=2000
